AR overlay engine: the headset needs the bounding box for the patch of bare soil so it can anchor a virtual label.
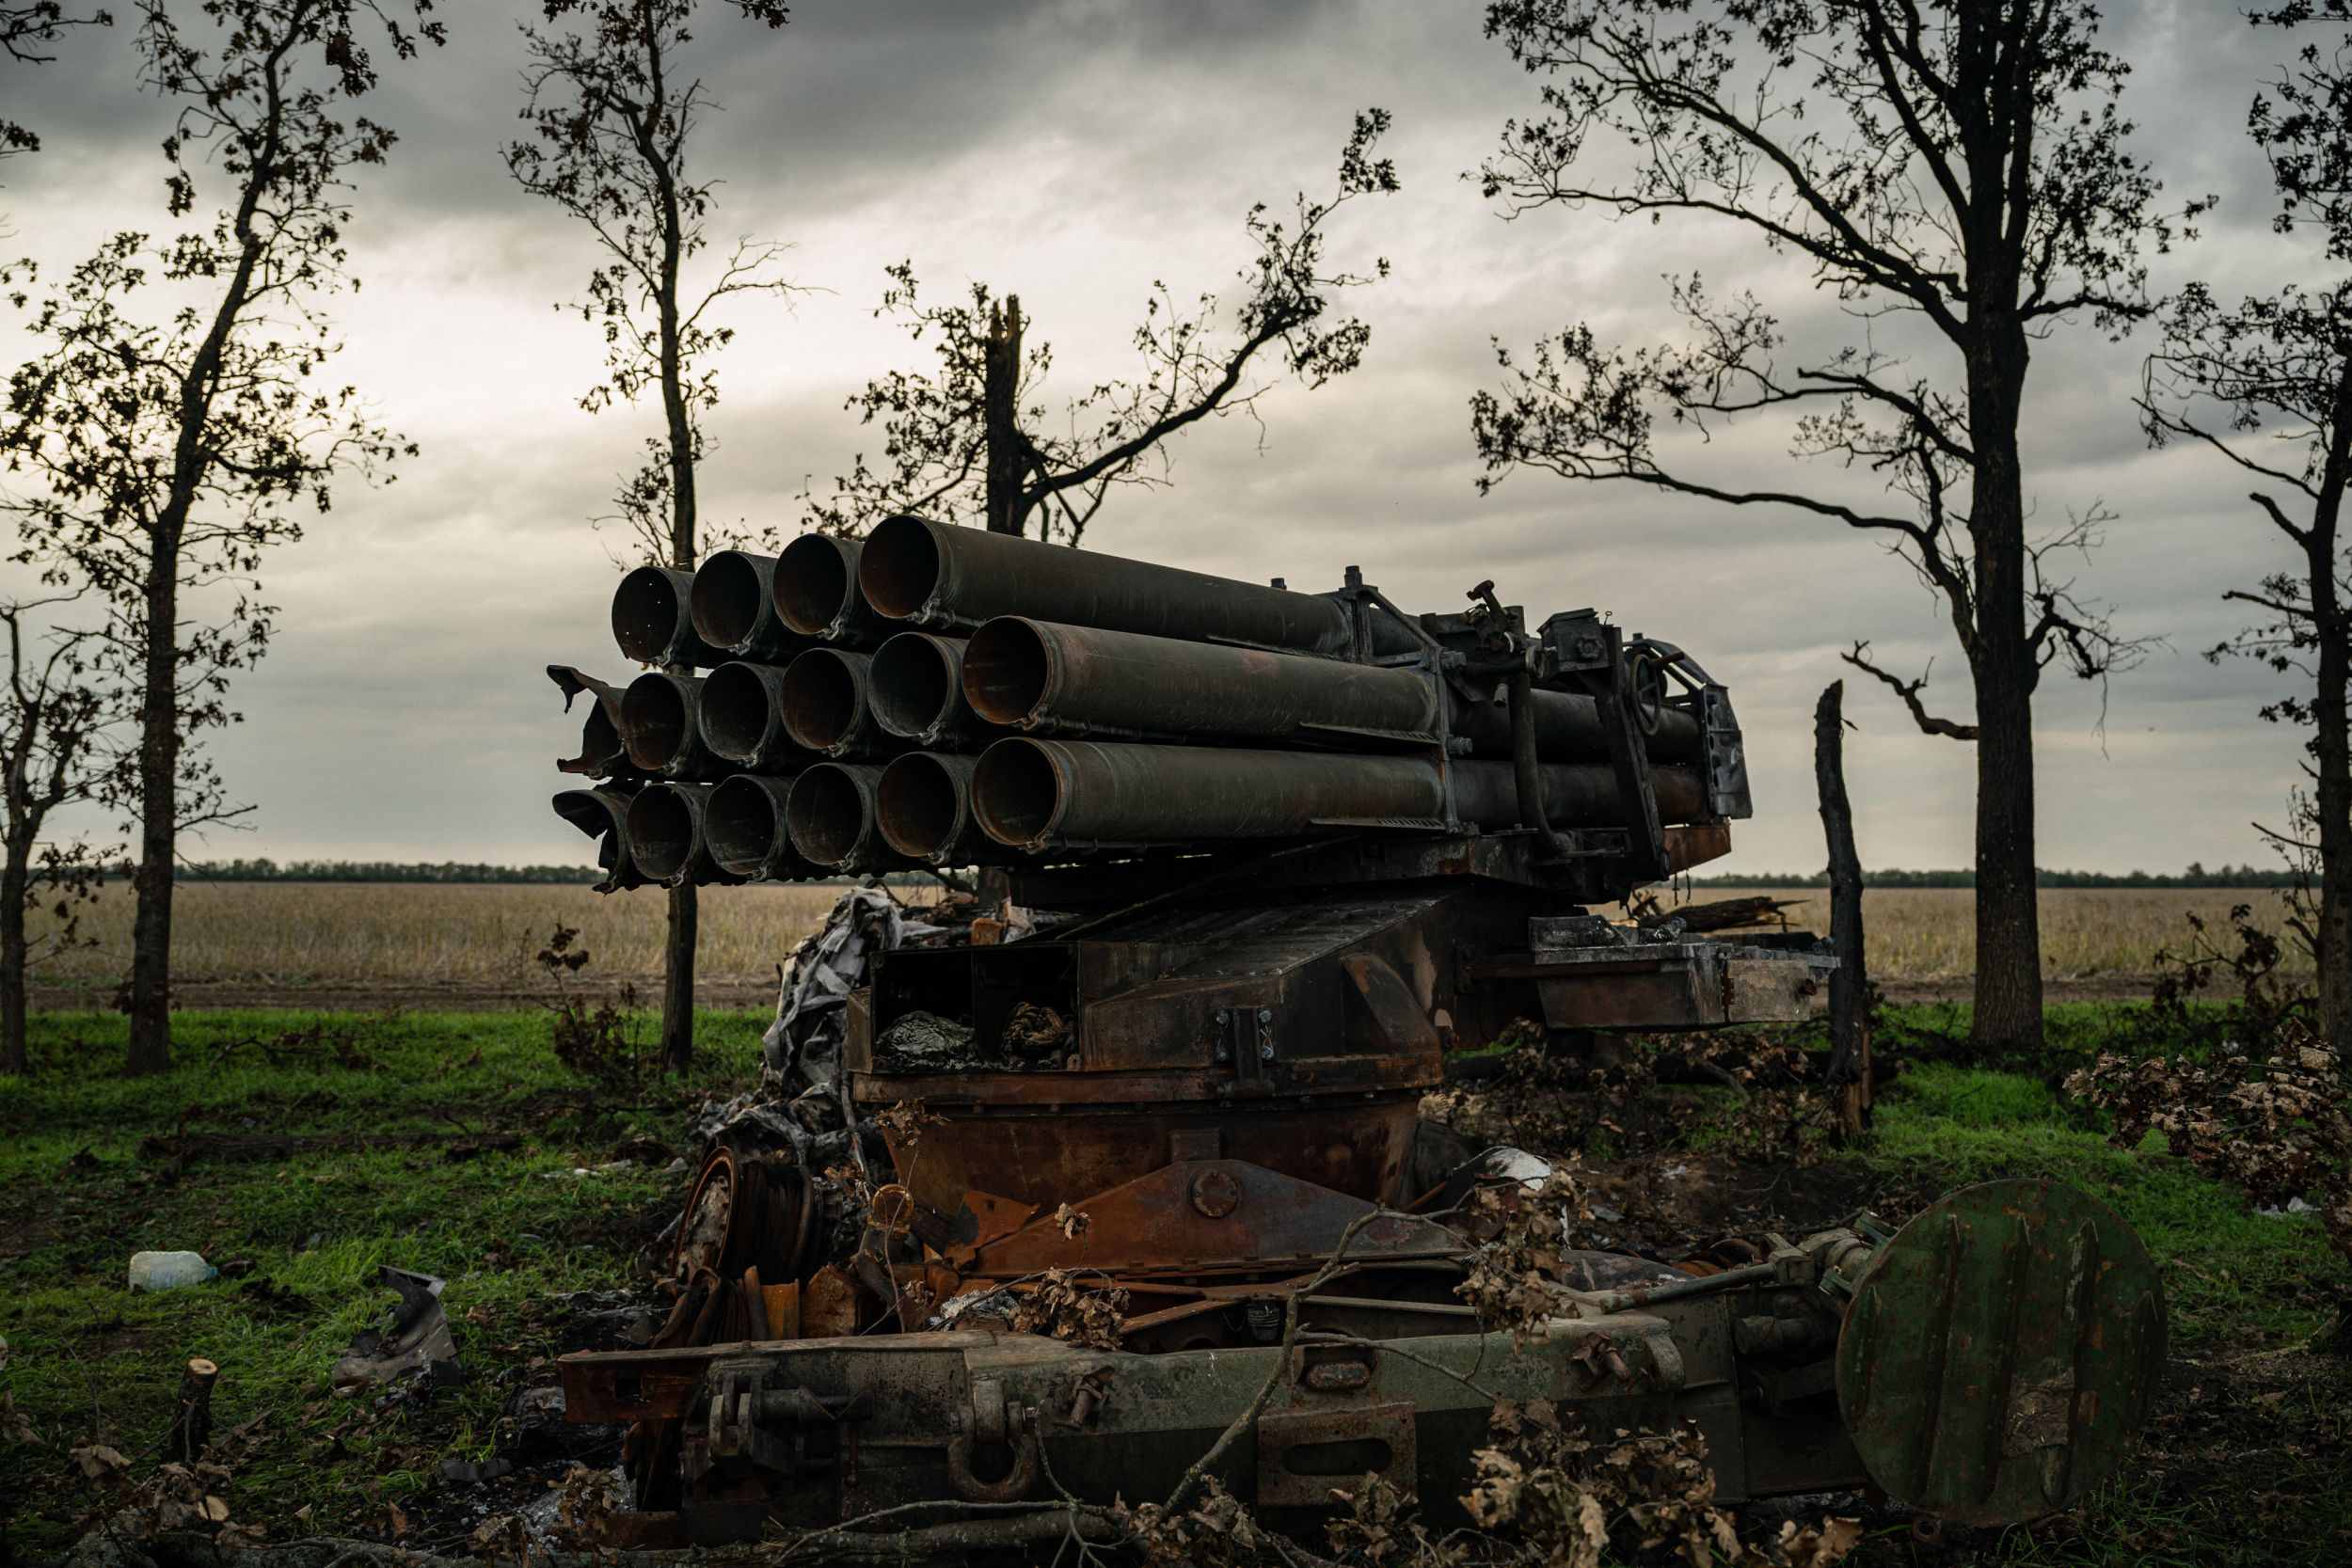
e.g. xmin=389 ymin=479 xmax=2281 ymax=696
xmin=1881 ymin=974 xmax=2163 ymax=1006
xmin=28 ymin=980 xmax=781 ymax=1013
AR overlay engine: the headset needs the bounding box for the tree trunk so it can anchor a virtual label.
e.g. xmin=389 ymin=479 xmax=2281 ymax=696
xmin=984 ymin=295 xmax=1025 ymax=536
xmin=1814 ymin=682 xmax=1869 ymax=1139
xmin=647 ymin=72 xmax=698 ymax=1074
xmin=0 ymin=838 xmax=29 ymax=1076
xmin=660 ymin=879 xmax=697 ymax=1073
xmin=2308 ymin=361 xmax=2352 ymax=1050
xmin=125 ymin=542 xmax=181 ymax=1076
xmin=1962 ymin=307 xmax=2044 ymax=1056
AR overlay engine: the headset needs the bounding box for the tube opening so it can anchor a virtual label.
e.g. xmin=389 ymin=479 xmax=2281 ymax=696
xmin=972 ymin=740 xmax=1059 ymax=847
xmin=870 ymin=634 xmax=955 ymax=737
xmin=691 ymin=552 xmax=770 ymax=653
xmin=622 ymin=673 xmax=693 ymax=769
xmin=612 ymin=566 xmax=687 ymax=664
xmin=705 ymin=776 xmax=784 ymax=875
xmin=700 ymin=663 xmax=774 ymax=762
xmin=775 ymin=535 xmax=855 ymax=637
xmin=877 ymin=754 xmax=961 ymax=859
xmin=780 ymin=651 xmax=861 ymax=752
xmin=859 ymin=515 xmax=941 ymax=621
xmin=627 ymin=786 xmax=696 ymax=881
xmin=961 ymin=619 xmax=1051 ymax=725
xmin=788 ymin=766 xmax=870 ymax=865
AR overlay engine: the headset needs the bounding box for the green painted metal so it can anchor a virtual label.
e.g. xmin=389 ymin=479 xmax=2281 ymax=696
xmin=1836 ymin=1178 xmax=2166 ymax=1527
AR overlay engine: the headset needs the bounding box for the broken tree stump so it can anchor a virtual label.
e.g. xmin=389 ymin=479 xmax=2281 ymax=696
xmin=1815 ymin=681 xmax=1871 ymax=1140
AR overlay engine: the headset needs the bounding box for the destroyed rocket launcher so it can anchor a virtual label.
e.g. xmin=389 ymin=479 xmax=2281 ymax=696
xmin=543 ymin=518 xmax=2166 ymax=1551
xmin=546 ymin=513 xmax=1751 ymax=901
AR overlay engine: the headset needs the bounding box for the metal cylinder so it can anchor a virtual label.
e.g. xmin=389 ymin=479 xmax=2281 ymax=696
xmin=698 ymin=661 xmax=810 ymax=771
xmin=779 ymin=648 xmax=896 ymax=758
xmin=551 ymin=786 xmax=647 ymax=891
xmin=787 ymin=762 xmax=901 ymax=869
xmin=621 ymin=672 xmax=719 ymax=777
xmin=859 ymin=513 xmax=1359 ymax=652
xmin=548 ymin=665 xmax=637 ymax=779
xmin=870 ymin=632 xmax=994 ymax=747
xmin=969 ymin=738 xmax=1707 ymax=850
xmin=1452 ymin=686 xmax=1704 ymax=766
xmin=704 ymin=774 xmax=827 ymax=880
xmin=963 ymin=615 xmax=1439 ymax=742
xmin=625 ymin=783 xmax=739 ymax=885
xmin=612 ymin=565 xmax=723 ymax=668
xmin=876 ymin=752 xmax=999 ymax=864
xmin=773 ymin=533 xmax=893 ymax=646
xmin=690 ymin=550 xmax=805 ymax=661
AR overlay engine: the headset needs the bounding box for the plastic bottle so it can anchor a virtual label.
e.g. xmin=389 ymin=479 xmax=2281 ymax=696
xmin=127 ymin=1251 xmax=217 ymax=1291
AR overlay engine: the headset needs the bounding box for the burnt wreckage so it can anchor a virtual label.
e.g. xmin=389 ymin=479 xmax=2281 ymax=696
xmin=546 ymin=516 xmax=2164 ymax=1548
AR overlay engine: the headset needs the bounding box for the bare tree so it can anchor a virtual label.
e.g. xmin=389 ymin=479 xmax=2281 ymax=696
xmin=806 ymin=110 xmax=1401 ymax=544
xmin=507 ymin=0 xmax=796 ymax=1073
xmin=1468 ymin=1 xmax=2185 ymax=1054
xmin=1 ymin=5 xmax=112 ymax=168
xmin=0 ymin=596 xmax=122 ymax=1075
xmin=2141 ymin=2 xmax=2352 ymax=1044
xmin=1 ymin=0 xmax=441 ymax=1074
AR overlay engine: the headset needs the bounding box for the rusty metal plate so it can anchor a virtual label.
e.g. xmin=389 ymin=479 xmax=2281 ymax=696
xmin=1836 ymin=1178 xmax=2164 ymax=1526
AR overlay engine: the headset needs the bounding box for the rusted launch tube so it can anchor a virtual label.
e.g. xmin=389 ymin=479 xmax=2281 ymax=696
xmin=1452 ymin=686 xmax=1704 ymax=766
xmin=621 ymin=672 xmax=718 ymax=778
xmin=860 ymin=513 xmax=1361 ymax=652
xmin=963 ymin=616 xmax=1438 ymax=740
xmin=625 ymin=783 xmax=739 ymax=885
xmin=773 ymin=534 xmax=893 ymax=647
xmin=786 ymin=762 xmax=900 ymax=869
xmin=876 ymin=752 xmax=996 ymax=864
xmin=704 ymin=774 xmax=826 ymax=880
xmin=689 ymin=550 xmax=804 ymax=662
xmin=970 ymin=739 xmax=1707 ymax=850
xmin=961 ymin=615 xmax=1705 ymax=762
xmin=612 ymin=565 xmax=723 ymax=668
xmin=779 ymin=648 xmax=896 ymax=759
xmin=698 ymin=661 xmax=809 ymax=771
xmin=869 ymin=632 xmax=994 ymax=747
xmin=551 ymin=787 xmax=647 ymax=891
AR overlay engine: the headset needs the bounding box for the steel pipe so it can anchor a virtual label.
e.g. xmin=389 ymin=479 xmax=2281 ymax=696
xmin=621 ymin=672 xmax=718 ymax=777
xmin=870 ymin=632 xmax=994 ymax=747
xmin=876 ymin=752 xmax=998 ymax=864
xmin=548 ymin=665 xmax=638 ymax=779
xmin=860 ymin=513 xmax=1362 ymax=652
xmin=551 ymin=786 xmax=647 ymax=891
xmin=969 ymin=739 xmax=1708 ymax=851
xmin=612 ymin=565 xmax=723 ymax=668
xmin=963 ymin=616 xmax=1439 ymax=742
xmin=1451 ymin=686 xmax=1704 ymax=766
xmin=698 ymin=661 xmax=811 ymax=771
xmin=705 ymin=774 xmax=827 ymax=880
xmin=786 ymin=762 xmax=904 ymax=870
xmin=625 ymin=783 xmax=740 ymax=885
xmin=690 ymin=550 xmax=805 ymax=662
xmin=773 ymin=534 xmax=893 ymax=646
xmin=779 ymin=648 xmax=896 ymax=759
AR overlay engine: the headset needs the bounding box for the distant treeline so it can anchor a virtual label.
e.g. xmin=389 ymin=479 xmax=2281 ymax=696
xmin=1691 ymin=864 xmax=2306 ymax=889
xmin=155 ymin=858 xmax=2312 ymax=888
xmin=181 ymin=860 xmax=601 ymax=884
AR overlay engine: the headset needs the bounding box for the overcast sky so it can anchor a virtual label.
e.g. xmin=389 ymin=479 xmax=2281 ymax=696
xmin=0 ymin=0 xmax=2330 ymax=877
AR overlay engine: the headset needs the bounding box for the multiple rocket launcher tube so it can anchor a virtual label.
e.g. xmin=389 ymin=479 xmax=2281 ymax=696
xmin=554 ymin=514 xmax=1712 ymax=887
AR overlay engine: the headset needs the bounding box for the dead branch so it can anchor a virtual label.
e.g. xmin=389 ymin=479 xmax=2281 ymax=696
xmin=1841 ymin=641 xmax=1978 ymax=740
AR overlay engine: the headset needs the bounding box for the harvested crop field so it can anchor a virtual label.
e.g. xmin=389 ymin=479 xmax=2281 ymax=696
xmin=26 ymin=880 xmax=2304 ymax=1008
xmin=27 ymin=881 xmax=844 ymax=1010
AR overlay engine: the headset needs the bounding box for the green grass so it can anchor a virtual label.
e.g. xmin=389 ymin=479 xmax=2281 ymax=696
xmin=1859 ymin=1060 xmax=2344 ymax=1342
xmin=0 ymin=1007 xmax=769 ymax=1557
xmin=4 ymin=1002 xmax=2347 ymax=1565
